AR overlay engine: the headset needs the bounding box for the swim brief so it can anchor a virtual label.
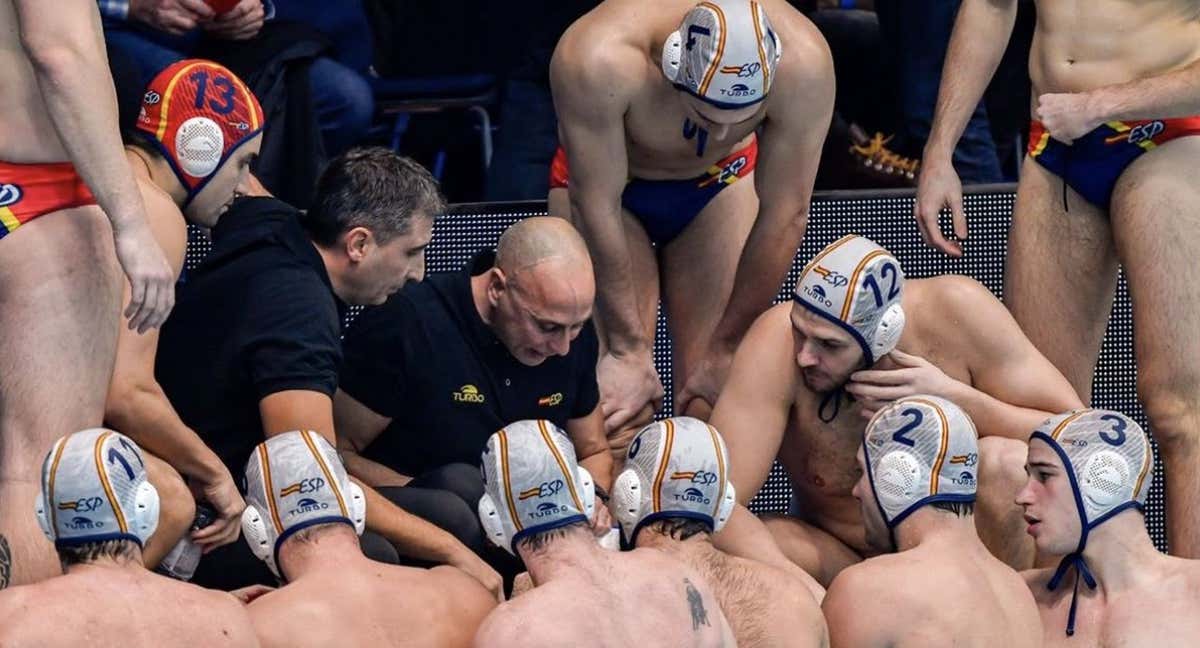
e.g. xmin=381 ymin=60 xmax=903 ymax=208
xmin=0 ymin=161 xmax=96 ymax=240
xmin=1028 ymin=117 xmax=1200 ymax=208
xmin=550 ymin=137 xmax=757 ymax=246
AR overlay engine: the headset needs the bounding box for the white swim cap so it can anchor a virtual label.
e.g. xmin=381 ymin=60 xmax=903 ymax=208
xmin=662 ymin=0 xmax=782 ymax=109
xmin=1032 ymin=409 xmax=1153 ymax=531
xmin=1031 ymin=409 xmax=1153 ymax=637
xmin=35 ymin=429 xmax=160 ymax=549
xmin=613 ymin=417 xmax=737 ymax=544
xmin=242 ymin=430 xmax=367 ymax=577
xmin=478 ymin=420 xmax=596 ymax=555
xmin=863 ymin=396 xmax=978 ymax=529
xmin=794 ymin=234 xmax=906 ymax=366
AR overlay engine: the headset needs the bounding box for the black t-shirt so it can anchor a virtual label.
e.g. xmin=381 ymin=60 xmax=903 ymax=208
xmin=156 ymin=197 xmax=343 ymax=477
xmin=339 ymin=251 xmax=600 ymax=477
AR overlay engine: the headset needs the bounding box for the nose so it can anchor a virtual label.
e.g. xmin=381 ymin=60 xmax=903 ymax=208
xmin=410 ymin=256 xmax=427 ymax=283
xmin=796 ymin=341 xmax=819 ymax=368
xmin=1014 ymin=478 xmax=1035 ymax=508
xmin=549 ymin=329 xmax=571 ymax=356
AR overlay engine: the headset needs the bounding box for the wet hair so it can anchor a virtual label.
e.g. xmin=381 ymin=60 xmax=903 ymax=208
xmin=58 ymin=539 xmax=140 ymax=569
xmin=642 ymin=518 xmax=711 ymax=542
xmin=516 ymin=520 xmax=589 ymax=553
xmin=930 ymin=500 xmax=974 ymax=518
xmin=302 ymin=147 xmax=445 ymax=247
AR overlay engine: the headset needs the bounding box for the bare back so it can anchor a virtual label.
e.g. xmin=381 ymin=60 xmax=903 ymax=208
xmin=248 ymin=563 xmax=493 ymax=648
xmin=477 ymin=548 xmax=734 ymax=648
xmin=676 ymin=541 xmax=828 ymax=647
xmin=1025 ymin=558 xmax=1200 ymax=648
xmin=553 ymin=0 xmax=824 ymax=179
xmin=0 ymin=568 xmax=258 ymax=647
xmin=826 ymin=541 xmax=1042 ymax=647
xmin=0 ymin=0 xmax=75 ymax=162
xmin=1030 ymin=0 xmax=1200 ymax=97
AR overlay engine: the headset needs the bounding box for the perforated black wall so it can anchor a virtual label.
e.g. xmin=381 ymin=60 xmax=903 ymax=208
xmin=186 ymin=186 xmax=1164 ymax=551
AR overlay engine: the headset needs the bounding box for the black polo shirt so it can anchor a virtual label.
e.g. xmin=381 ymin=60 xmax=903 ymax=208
xmin=156 ymin=197 xmax=343 ymax=477
xmin=339 ymin=251 xmax=600 ymax=476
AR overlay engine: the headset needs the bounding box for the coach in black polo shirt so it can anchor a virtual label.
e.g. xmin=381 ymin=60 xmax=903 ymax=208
xmin=155 ymin=148 xmax=501 ymax=597
xmin=336 ymin=217 xmax=613 ymax=551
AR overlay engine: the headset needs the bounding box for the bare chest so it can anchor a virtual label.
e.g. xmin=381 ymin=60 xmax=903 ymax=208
xmin=623 ymin=87 xmax=760 ymax=178
xmin=1040 ymin=591 xmax=1200 ymax=648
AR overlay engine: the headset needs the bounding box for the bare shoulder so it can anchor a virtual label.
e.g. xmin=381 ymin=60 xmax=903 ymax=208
xmin=429 ymin=565 xmax=498 ymax=617
xmin=550 ymin=2 xmax=646 ymax=100
xmin=248 ymin=588 xmax=335 ymax=648
xmin=907 ymin=274 xmax=998 ymax=314
xmin=737 ymin=303 xmax=797 ymax=372
xmin=133 ymin=172 xmax=188 ymax=268
xmin=198 ymin=589 xmax=260 ymax=647
xmin=474 ymin=586 xmax=571 ymax=648
xmin=1020 ymin=567 xmax=1055 ymax=600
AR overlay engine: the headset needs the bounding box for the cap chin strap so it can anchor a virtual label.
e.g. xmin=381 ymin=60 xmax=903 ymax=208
xmin=1033 ymin=431 xmax=1097 ymax=638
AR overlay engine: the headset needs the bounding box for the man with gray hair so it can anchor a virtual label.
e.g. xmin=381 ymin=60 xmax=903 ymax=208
xmin=155 ymin=147 xmax=502 ymax=598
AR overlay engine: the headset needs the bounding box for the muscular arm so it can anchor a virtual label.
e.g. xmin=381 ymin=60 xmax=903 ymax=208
xmin=106 ymin=182 xmax=220 ymax=480
xmin=710 ymin=306 xmax=797 ymax=500
xmin=332 ymin=390 xmax=412 ymax=487
xmin=549 ymin=34 xmax=644 ymax=355
xmin=923 ymin=0 xmax=1019 ymax=161
xmin=1084 ymin=58 xmax=1200 ymax=123
xmin=939 ymin=277 xmax=1083 ymax=440
xmin=13 ymin=1 xmax=145 ymax=229
xmin=566 ymin=406 xmax=613 ymax=491
xmin=708 ymin=29 xmax=835 ymax=352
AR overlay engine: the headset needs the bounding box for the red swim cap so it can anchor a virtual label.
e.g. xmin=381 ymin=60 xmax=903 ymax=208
xmin=135 ymin=59 xmax=264 ymax=204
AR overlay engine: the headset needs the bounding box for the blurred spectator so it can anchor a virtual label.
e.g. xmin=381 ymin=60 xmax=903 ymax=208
xmin=483 ymin=1 xmax=597 ymax=201
xmin=100 ymin=1 xmax=373 ymax=160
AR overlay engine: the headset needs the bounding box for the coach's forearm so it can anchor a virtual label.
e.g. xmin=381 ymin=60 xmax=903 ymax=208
xmin=342 ymin=449 xmax=413 ymax=488
xmin=106 ymin=382 xmax=224 ymax=483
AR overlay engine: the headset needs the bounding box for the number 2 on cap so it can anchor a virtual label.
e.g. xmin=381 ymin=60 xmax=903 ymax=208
xmin=892 ymin=408 xmax=922 ymax=447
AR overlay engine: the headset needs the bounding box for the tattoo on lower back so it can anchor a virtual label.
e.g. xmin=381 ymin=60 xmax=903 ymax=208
xmin=684 ymin=578 xmax=710 ymax=630
xmin=0 ymin=534 xmax=11 ymax=589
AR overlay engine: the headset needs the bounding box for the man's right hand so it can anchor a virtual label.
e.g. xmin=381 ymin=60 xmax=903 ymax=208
xmin=129 ymin=0 xmax=215 ymax=36
xmin=914 ymin=156 xmax=968 ymax=257
xmin=113 ymin=216 xmax=175 ymax=334
xmin=189 ymin=463 xmax=246 ymax=552
xmin=449 ymin=550 xmax=505 ymax=603
xmin=597 ymin=349 xmax=664 ymax=433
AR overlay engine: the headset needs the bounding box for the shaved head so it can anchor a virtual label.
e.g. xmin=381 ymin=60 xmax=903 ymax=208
xmin=495 ymin=217 xmax=593 ymax=279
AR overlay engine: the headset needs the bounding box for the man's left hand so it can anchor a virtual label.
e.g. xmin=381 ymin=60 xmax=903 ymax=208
xmin=846 ymin=349 xmax=955 ymax=418
xmin=202 ymin=0 xmax=265 ymax=40
xmin=1035 ymin=91 xmax=1102 ymax=144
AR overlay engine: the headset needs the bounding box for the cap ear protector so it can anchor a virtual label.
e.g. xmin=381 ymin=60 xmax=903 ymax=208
xmin=35 ymin=429 xmax=160 ymax=549
xmin=241 ymin=430 xmax=367 ymax=578
xmin=612 ymin=417 xmax=737 ymax=545
xmin=477 ymin=420 xmax=596 ymax=555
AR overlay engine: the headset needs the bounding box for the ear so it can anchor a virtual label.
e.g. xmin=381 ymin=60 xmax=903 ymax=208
xmin=487 ymin=268 xmax=507 ymax=305
xmin=344 ymin=227 xmax=373 ymax=263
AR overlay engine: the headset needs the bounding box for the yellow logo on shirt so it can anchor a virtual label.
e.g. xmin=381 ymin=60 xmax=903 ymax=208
xmin=453 ymin=384 xmax=486 ymax=404
xmin=537 ymin=392 xmax=563 ymax=407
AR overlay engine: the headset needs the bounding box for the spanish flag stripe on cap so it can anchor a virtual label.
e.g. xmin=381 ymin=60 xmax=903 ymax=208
xmin=259 ymin=443 xmax=283 ymax=533
xmin=299 ymin=430 xmax=347 ymax=517
xmin=707 ymin=423 xmax=727 ymax=517
xmin=652 ymin=420 xmax=676 ymax=512
xmin=1050 ymin=410 xmax=1089 ymax=441
xmin=697 ymin=2 xmax=728 ymax=97
xmin=908 ymin=398 xmax=951 ymax=495
xmin=841 ymin=250 xmax=889 ymax=321
xmin=93 ymin=432 xmax=128 ymax=533
xmin=1133 ymin=427 xmax=1153 ymax=498
xmin=538 ymin=420 xmax=584 ymax=513
xmin=155 ymin=61 xmax=209 ymax=141
xmin=498 ymin=430 xmax=523 ymax=533
xmin=46 ymin=438 xmax=68 ymax=534
xmin=799 ymin=234 xmax=855 ymax=279
xmin=750 ymin=2 xmax=769 ymax=94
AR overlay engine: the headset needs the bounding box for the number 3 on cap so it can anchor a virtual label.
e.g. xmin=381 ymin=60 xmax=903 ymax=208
xmin=1098 ymin=414 xmax=1127 ymax=446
